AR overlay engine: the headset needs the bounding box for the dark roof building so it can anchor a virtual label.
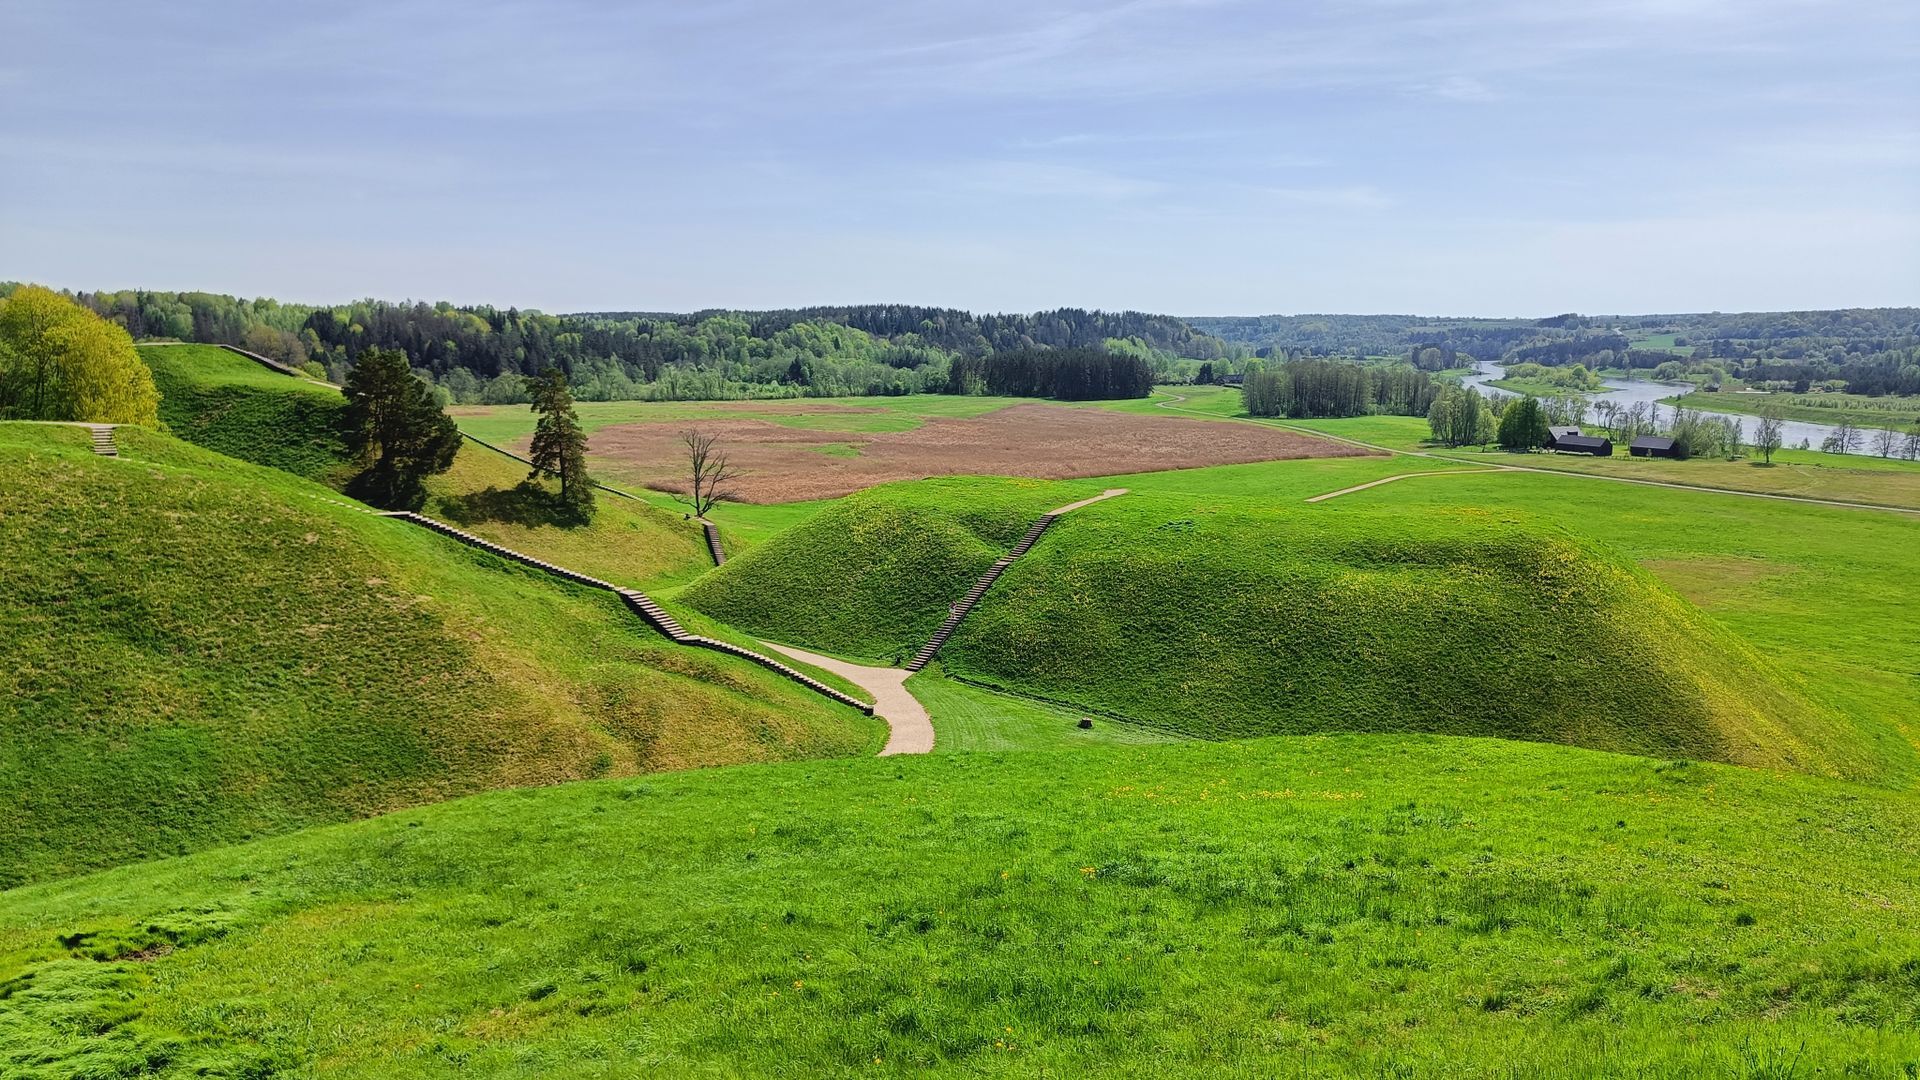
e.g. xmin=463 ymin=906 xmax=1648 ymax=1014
xmin=1546 ymin=425 xmax=1582 ymax=448
xmin=1630 ymin=435 xmax=1679 ymax=458
xmin=1551 ymin=434 xmax=1612 ymax=456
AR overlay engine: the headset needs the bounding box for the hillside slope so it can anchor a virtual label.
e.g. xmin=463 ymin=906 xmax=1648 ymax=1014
xmin=690 ymin=480 xmax=1856 ymax=775
xmin=0 ymin=423 xmax=881 ymax=886
xmin=3 ymin=737 xmax=1916 ymax=1077
xmin=681 ymin=477 xmax=1089 ymax=663
xmin=139 ymin=343 xmax=349 ymax=479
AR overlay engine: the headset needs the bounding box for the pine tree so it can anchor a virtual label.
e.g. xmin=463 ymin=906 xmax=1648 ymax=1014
xmin=338 ymin=348 xmax=460 ymax=509
xmin=527 ymin=367 xmax=594 ymax=519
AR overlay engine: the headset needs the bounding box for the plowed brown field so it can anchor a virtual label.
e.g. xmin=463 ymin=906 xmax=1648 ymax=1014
xmin=575 ymin=403 xmax=1373 ymax=502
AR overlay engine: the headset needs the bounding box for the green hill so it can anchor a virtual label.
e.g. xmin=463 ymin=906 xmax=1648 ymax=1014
xmin=690 ymin=480 xmax=1852 ymax=775
xmin=0 ymin=422 xmax=881 ymax=887
xmin=3 ymin=736 xmax=1916 ymax=1077
xmin=139 ymin=340 xmax=716 ymax=590
xmin=138 ymin=343 xmax=350 ymax=479
xmin=681 ymin=477 xmax=1087 ymax=662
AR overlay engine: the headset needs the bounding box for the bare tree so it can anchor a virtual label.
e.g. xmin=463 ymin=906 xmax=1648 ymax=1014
xmin=681 ymin=428 xmax=740 ymax=518
xmin=1872 ymin=424 xmax=1900 ymax=458
xmin=1754 ymin=409 xmax=1784 ymax=464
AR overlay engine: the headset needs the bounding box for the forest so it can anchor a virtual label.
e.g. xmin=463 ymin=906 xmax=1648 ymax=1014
xmin=2 ymin=285 xmax=1226 ymax=404
xmin=945 ymin=348 xmax=1154 ymax=400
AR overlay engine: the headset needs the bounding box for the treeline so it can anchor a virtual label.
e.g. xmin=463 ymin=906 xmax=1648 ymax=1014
xmin=945 ymin=348 xmax=1153 ymax=400
xmin=1189 ymin=308 xmax=1920 ymax=399
xmin=1241 ymin=359 xmax=1436 ymax=419
xmin=3 ymin=284 xmax=1230 ymax=404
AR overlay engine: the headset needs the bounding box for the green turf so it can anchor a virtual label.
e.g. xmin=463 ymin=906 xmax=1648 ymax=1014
xmin=681 ymin=477 xmax=1095 ymax=664
xmin=1663 ymin=389 xmax=1920 ymax=428
xmin=3 ymin=736 xmax=1917 ymax=1077
xmin=943 ymin=492 xmax=1850 ymax=774
xmin=906 ymin=668 xmax=1186 ymax=752
xmin=0 ymin=422 xmax=881 ymax=886
xmin=138 ymin=343 xmax=350 ymax=480
xmin=1306 ymin=468 xmax=1920 ymax=786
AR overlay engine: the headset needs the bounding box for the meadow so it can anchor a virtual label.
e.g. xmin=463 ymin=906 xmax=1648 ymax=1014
xmin=3 ymin=737 xmax=1916 ymax=1078
xmin=10 ymin=346 xmax=1920 ymax=1077
xmin=1663 ymin=388 xmax=1920 ymax=428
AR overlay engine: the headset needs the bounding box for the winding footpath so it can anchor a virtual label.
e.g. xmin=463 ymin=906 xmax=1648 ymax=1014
xmin=784 ymin=487 xmax=1133 ymax=754
xmin=763 ymin=644 xmax=933 ymax=756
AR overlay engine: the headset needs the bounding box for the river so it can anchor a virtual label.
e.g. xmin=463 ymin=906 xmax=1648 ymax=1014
xmin=1459 ymin=361 xmax=1876 ymax=457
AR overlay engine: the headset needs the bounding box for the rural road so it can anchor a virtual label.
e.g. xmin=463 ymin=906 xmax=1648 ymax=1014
xmin=763 ymin=642 xmax=936 ymax=756
xmin=1151 ymin=392 xmax=1920 ymax=516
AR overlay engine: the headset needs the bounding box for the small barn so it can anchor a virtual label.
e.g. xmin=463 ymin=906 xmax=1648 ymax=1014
xmin=1220 ymin=373 xmax=1246 ymax=387
xmin=1630 ymin=435 xmax=1679 ymax=458
xmin=1551 ymin=434 xmax=1612 ymax=456
xmin=1545 ymin=425 xmax=1583 ymax=449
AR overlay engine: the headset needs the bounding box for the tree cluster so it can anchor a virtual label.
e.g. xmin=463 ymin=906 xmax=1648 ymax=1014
xmin=944 ymin=348 xmax=1154 ymax=400
xmin=1242 ymin=359 xmax=1436 ymax=419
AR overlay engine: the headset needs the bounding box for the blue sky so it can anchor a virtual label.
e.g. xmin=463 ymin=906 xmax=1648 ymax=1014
xmin=3 ymin=0 xmax=1915 ymax=315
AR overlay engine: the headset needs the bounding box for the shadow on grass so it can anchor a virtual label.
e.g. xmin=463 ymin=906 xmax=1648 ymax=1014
xmin=439 ymin=481 xmax=592 ymax=529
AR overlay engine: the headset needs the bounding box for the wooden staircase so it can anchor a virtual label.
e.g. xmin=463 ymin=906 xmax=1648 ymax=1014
xmin=702 ymin=520 xmax=727 ymax=566
xmin=383 ymin=512 xmax=870 ymax=714
xmin=904 ymin=513 xmax=1057 ymax=672
xmin=84 ymin=425 xmax=118 ymax=457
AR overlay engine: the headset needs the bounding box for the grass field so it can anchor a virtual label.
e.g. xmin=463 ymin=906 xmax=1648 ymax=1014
xmin=908 ymin=668 xmax=1186 ymax=753
xmin=945 ymin=491 xmax=1858 ymax=774
xmin=4 ymin=736 xmax=1917 ymax=1078
xmin=139 ymin=343 xmax=351 ymax=480
xmin=1287 ymin=413 xmax=1920 ymax=509
xmin=0 ymin=422 xmax=880 ymax=886
xmin=1664 ymin=389 xmax=1920 ymax=428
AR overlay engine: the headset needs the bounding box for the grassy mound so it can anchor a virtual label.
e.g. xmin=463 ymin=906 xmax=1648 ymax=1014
xmin=946 ymin=497 xmax=1844 ymax=773
xmin=0 ymin=423 xmax=881 ymax=887
xmin=138 ymin=344 xmax=350 ymax=479
xmin=3 ymin=737 xmax=1916 ymax=1077
xmin=681 ymin=478 xmax=1086 ymax=663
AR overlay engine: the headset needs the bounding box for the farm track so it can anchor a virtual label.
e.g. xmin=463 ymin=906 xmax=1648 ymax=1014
xmin=1151 ymin=393 xmax=1920 ymax=515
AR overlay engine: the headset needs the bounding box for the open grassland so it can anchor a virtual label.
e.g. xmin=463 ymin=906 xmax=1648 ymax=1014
xmin=138 ymin=344 xmax=350 ymax=480
xmin=943 ymin=493 xmax=1854 ymax=775
xmin=0 ymin=423 xmax=880 ymax=886
xmin=3 ymin=737 xmax=1917 ymax=1078
xmin=1312 ymin=470 xmax=1920 ymax=785
xmin=1664 ymin=389 xmax=1920 ymax=428
xmin=906 ymin=668 xmax=1186 ymax=753
xmin=682 ymin=478 xmax=1090 ymax=664
xmin=1291 ymin=413 xmax=1920 ymax=509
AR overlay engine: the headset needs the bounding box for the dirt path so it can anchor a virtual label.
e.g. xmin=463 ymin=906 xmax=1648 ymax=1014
xmin=1152 ymin=392 xmax=1920 ymax=516
xmin=1048 ymin=487 xmax=1130 ymax=514
xmin=763 ymin=643 xmax=934 ymax=755
xmin=1304 ymin=469 xmax=1507 ymax=503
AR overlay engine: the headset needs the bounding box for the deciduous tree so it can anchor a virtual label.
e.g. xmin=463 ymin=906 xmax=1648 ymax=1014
xmin=1754 ymin=409 xmax=1784 ymax=464
xmin=0 ymin=284 xmax=159 ymax=424
xmin=681 ymin=428 xmax=739 ymax=518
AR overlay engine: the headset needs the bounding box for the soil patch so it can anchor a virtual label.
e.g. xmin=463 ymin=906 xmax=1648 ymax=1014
xmin=575 ymin=403 xmax=1375 ymax=502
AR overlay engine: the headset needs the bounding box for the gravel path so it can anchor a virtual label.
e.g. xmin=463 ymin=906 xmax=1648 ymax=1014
xmin=763 ymin=642 xmax=935 ymax=755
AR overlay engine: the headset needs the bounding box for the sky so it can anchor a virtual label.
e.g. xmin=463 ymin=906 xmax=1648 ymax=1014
xmin=2 ymin=0 xmax=1916 ymax=316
